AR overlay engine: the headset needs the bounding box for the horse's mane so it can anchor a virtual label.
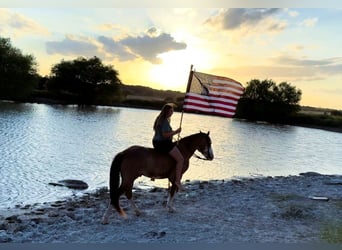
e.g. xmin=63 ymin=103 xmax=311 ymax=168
xmin=178 ymin=132 xmax=207 ymax=145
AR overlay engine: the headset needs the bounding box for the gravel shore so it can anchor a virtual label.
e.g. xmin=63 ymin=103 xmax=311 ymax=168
xmin=1 ymin=172 xmax=342 ymax=243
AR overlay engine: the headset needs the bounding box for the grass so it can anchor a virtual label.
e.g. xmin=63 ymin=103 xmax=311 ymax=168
xmin=270 ymin=193 xmax=313 ymax=220
xmin=320 ymin=201 xmax=342 ymax=243
xmin=321 ymin=221 xmax=342 ymax=243
xmin=270 ymin=193 xmax=303 ymax=202
xmin=292 ymin=113 xmax=342 ymax=127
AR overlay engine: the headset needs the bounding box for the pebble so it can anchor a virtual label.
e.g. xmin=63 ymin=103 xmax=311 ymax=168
xmin=0 ymin=230 xmax=12 ymax=243
xmin=3 ymin=173 xmax=342 ymax=243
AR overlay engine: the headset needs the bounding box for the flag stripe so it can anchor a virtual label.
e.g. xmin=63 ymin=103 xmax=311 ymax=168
xmin=184 ymin=99 xmax=236 ymax=113
xmin=184 ymin=93 xmax=238 ymax=106
xmin=212 ymin=79 xmax=245 ymax=92
xmin=208 ymin=89 xmax=243 ymax=100
xmin=212 ymin=75 xmax=244 ymax=87
xmin=183 ymin=93 xmax=237 ymax=117
xmin=209 ymin=84 xmax=244 ymax=95
xmin=183 ymin=105 xmax=235 ymax=117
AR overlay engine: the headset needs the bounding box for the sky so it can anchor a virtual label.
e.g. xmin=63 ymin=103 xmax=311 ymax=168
xmin=1 ymin=6 xmax=342 ymax=110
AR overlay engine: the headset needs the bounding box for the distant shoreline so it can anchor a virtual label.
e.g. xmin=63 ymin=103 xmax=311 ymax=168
xmin=292 ymin=123 xmax=342 ymax=134
xmin=2 ymin=98 xmax=342 ymax=134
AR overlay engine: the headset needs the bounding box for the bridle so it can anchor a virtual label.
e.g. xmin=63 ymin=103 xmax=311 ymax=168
xmin=176 ymin=132 xmax=213 ymax=161
xmin=194 ymin=152 xmax=211 ymax=161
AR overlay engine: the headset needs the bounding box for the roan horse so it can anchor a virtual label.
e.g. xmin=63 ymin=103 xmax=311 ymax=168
xmin=101 ymin=131 xmax=214 ymax=224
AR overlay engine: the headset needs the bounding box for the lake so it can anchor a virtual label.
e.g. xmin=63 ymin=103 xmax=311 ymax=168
xmin=1 ymin=101 xmax=341 ymax=209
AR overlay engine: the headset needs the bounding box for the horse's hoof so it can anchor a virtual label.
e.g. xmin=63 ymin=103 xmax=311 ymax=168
xmin=167 ymin=206 xmax=176 ymax=213
xmin=135 ymin=210 xmax=142 ymax=216
xmin=119 ymin=210 xmax=128 ymax=219
xmin=101 ymin=217 xmax=109 ymax=225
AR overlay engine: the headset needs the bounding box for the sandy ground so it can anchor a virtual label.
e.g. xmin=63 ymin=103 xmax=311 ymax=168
xmin=1 ymin=172 xmax=342 ymax=243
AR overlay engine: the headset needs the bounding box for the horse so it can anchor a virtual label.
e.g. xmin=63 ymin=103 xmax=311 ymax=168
xmin=101 ymin=131 xmax=214 ymax=224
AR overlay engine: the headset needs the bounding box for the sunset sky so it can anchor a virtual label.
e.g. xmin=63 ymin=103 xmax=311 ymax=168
xmin=1 ymin=5 xmax=342 ymax=109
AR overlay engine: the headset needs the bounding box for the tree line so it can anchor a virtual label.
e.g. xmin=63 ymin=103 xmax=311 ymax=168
xmin=1 ymin=36 xmax=303 ymax=123
xmin=1 ymin=37 xmax=122 ymax=106
xmin=235 ymin=79 xmax=302 ymax=123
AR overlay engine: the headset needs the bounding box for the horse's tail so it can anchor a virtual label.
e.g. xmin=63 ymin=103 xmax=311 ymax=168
xmin=109 ymin=152 xmax=126 ymax=217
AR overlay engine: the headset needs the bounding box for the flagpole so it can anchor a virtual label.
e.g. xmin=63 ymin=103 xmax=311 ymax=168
xmin=177 ymin=64 xmax=194 ymax=142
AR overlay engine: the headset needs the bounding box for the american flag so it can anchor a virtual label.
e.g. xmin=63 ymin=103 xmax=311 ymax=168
xmin=183 ymin=71 xmax=244 ymax=118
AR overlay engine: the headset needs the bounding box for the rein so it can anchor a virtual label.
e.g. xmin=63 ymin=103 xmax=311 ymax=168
xmin=194 ymin=153 xmax=211 ymax=161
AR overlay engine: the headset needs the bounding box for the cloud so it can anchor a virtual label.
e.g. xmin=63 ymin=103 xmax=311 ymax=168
xmin=45 ymin=28 xmax=187 ymax=64
xmin=300 ymin=18 xmax=318 ymax=27
xmin=46 ymin=35 xmax=99 ymax=57
xmin=274 ymin=55 xmax=342 ymax=68
xmin=205 ymin=8 xmax=286 ymax=33
xmin=214 ymin=55 xmax=342 ymax=86
xmin=257 ymin=56 xmax=342 ymax=81
xmin=146 ymin=27 xmax=159 ymax=36
xmin=0 ymin=9 xmax=49 ymax=37
xmin=97 ymin=35 xmax=136 ymax=61
xmin=287 ymin=10 xmax=299 ymax=18
xmin=120 ymin=30 xmax=187 ymax=64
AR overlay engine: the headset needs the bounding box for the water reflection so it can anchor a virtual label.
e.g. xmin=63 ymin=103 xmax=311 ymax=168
xmin=0 ymin=101 xmax=341 ymax=208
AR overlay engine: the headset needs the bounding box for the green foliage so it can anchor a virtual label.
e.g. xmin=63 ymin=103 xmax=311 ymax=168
xmin=47 ymin=56 xmax=122 ymax=105
xmin=0 ymin=37 xmax=38 ymax=100
xmin=235 ymin=79 xmax=302 ymax=122
xmin=290 ymin=112 xmax=342 ymax=129
xmin=321 ymin=222 xmax=342 ymax=243
xmin=331 ymin=110 xmax=342 ymax=116
xmin=121 ymin=99 xmax=166 ymax=110
xmin=242 ymin=79 xmax=276 ymax=102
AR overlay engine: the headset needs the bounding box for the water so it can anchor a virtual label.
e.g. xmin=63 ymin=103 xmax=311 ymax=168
xmin=1 ymin=101 xmax=342 ymax=209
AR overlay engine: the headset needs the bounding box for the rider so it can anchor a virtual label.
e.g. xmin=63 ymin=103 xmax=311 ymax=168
xmin=152 ymin=103 xmax=184 ymax=191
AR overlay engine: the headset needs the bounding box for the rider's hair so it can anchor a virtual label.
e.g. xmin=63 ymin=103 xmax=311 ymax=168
xmin=153 ymin=103 xmax=174 ymax=131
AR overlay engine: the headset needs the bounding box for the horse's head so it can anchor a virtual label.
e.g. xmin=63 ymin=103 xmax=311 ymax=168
xmin=196 ymin=131 xmax=214 ymax=161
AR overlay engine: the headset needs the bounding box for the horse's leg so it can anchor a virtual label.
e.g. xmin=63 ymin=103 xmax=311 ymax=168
xmin=113 ymin=185 xmax=128 ymax=218
xmin=102 ymin=185 xmax=127 ymax=224
xmin=122 ymin=178 xmax=142 ymax=216
xmin=101 ymin=200 xmax=113 ymax=224
xmin=166 ymin=181 xmax=178 ymax=213
xmin=126 ymin=189 xmax=142 ymax=216
xmin=128 ymin=198 xmax=141 ymax=216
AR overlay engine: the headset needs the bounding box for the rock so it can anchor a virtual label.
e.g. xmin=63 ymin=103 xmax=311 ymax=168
xmin=48 ymin=211 xmax=59 ymax=217
xmin=308 ymin=196 xmax=329 ymax=201
xmin=149 ymin=187 xmax=164 ymax=193
xmin=5 ymin=215 xmax=21 ymax=223
xmin=299 ymin=172 xmax=322 ymax=177
xmin=0 ymin=231 xmax=12 ymax=243
xmin=324 ymin=179 xmax=342 ymax=185
xmin=66 ymin=212 xmax=76 ymax=220
xmin=31 ymin=217 xmax=44 ymax=224
xmin=49 ymin=179 xmax=88 ymax=190
xmin=0 ymin=223 xmax=8 ymax=230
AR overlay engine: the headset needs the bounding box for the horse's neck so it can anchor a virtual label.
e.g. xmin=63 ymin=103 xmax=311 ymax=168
xmin=178 ymin=134 xmax=199 ymax=159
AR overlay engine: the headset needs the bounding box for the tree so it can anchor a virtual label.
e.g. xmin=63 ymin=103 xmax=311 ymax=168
xmin=242 ymin=79 xmax=276 ymax=102
xmin=47 ymin=56 xmax=122 ymax=105
xmin=272 ymin=81 xmax=302 ymax=105
xmin=0 ymin=37 xmax=38 ymax=100
xmin=235 ymin=79 xmax=302 ymax=122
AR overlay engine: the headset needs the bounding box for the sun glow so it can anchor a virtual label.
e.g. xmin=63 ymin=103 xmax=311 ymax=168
xmin=149 ymin=49 xmax=214 ymax=91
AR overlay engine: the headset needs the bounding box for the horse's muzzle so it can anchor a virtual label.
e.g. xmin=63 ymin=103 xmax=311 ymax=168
xmin=207 ymin=147 xmax=214 ymax=160
xmin=207 ymin=153 xmax=214 ymax=161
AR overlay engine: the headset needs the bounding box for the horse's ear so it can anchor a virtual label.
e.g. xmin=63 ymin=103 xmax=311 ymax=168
xmin=207 ymin=131 xmax=210 ymax=136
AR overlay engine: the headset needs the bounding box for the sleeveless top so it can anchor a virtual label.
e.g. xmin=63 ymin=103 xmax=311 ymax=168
xmin=152 ymin=119 xmax=175 ymax=153
xmin=153 ymin=119 xmax=172 ymax=142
